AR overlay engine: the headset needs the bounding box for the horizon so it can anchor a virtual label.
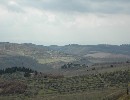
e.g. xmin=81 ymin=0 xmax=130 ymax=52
xmin=0 ymin=41 xmax=130 ymax=46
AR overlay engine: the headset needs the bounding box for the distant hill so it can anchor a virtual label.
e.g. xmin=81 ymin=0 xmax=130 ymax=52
xmin=0 ymin=42 xmax=75 ymax=72
xmin=0 ymin=42 xmax=130 ymax=72
xmin=48 ymin=44 xmax=130 ymax=56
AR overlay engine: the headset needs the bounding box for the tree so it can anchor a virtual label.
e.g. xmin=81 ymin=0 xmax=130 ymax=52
xmin=24 ymin=72 xmax=30 ymax=77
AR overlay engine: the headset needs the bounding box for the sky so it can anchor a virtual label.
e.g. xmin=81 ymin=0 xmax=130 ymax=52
xmin=0 ymin=0 xmax=130 ymax=45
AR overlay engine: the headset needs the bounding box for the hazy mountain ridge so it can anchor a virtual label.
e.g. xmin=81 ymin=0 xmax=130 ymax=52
xmin=0 ymin=42 xmax=130 ymax=72
xmin=0 ymin=42 xmax=75 ymax=71
xmin=49 ymin=44 xmax=130 ymax=56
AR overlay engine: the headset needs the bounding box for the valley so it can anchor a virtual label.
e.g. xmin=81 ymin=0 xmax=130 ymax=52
xmin=0 ymin=42 xmax=130 ymax=100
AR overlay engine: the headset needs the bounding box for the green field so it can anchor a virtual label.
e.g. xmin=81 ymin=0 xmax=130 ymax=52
xmin=38 ymin=57 xmax=75 ymax=64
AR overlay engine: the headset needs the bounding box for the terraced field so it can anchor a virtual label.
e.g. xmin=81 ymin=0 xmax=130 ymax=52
xmin=0 ymin=69 xmax=129 ymax=100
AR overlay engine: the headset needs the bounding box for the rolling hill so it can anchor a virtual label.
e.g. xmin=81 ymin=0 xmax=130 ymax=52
xmin=0 ymin=42 xmax=130 ymax=73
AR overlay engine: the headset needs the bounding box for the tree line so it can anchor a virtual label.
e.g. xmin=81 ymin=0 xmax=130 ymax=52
xmin=0 ymin=67 xmax=37 ymax=77
xmin=61 ymin=63 xmax=88 ymax=69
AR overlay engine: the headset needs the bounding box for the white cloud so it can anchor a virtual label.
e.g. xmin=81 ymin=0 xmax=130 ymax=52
xmin=8 ymin=1 xmax=18 ymax=5
xmin=0 ymin=0 xmax=130 ymax=45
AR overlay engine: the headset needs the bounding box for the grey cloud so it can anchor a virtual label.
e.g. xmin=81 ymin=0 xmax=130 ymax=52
xmin=18 ymin=0 xmax=89 ymax=12
xmin=0 ymin=0 xmax=130 ymax=14
xmin=7 ymin=4 xmax=24 ymax=13
xmin=0 ymin=0 xmax=24 ymax=13
xmin=22 ymin=0 xmax=130 ymax=14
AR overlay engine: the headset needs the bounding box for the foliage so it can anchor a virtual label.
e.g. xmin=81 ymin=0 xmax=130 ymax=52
xmin=0 ymin=66 xmax=130 ymax=100
xmin=61 ymin=63 xmax=88 ymax=69
xmin=0 ymin=67 xmax=36 ymax=75
xmin=0 ymin=81 xmax=27 ymax=95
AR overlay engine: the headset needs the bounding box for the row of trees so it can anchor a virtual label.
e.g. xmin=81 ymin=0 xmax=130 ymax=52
xmin=61 ymin=63 xmax=88 ymax=69
xmin=0 ymin=67 xmax=37 ymax=76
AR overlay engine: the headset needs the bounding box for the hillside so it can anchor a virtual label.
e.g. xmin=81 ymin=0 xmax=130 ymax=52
xmin=0 ymin=43 xmax=130 ymax=99
xmin=0 ymin=42 xmax=75 ymax=72
xmin=0 ymin=66 xmax=129 ymax=100
xmin=49 ymin=44 xmax=130 ymax=56
xmin=0 ymin=42 xmax=130 ymax=73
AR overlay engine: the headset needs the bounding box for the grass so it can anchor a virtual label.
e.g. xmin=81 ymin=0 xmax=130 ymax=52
xmin=46 ymin=89 xmax=119 ymax=100
xmin=38 ymin=57 xmax=75 ymax=64
xmin=23 ymin=70 xmax=129 ymax=100
xmin=0 ymin=68 xmax=130 ymax=100
xmin=118 ymin=94 xmax=130 ymax=100
xmin=62 ymin=63 xmax=130 ymax=77
xmin=0 ymin=88 xmax=125 ymax=100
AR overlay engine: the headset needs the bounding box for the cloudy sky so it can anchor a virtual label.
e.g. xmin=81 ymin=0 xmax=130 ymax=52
xmin=0 ymin=0 xmax=130 ymax=45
